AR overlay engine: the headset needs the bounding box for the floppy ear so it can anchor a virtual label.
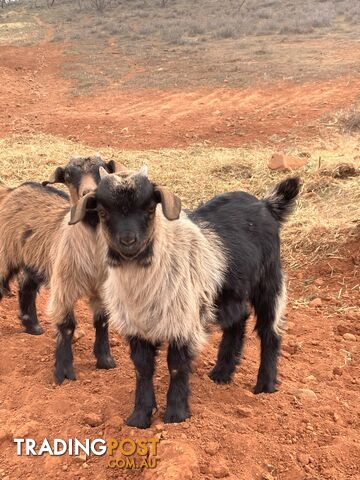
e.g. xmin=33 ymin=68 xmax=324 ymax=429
xmin=154 ymin=186 xmax=181 ymax=221
xmin=42 ymin=167 xmax=65 ymax=186
xmin=68 ymin=191 xmax=97 ymax=225
xmin=106 ymin=160 xmax=125 ymax=173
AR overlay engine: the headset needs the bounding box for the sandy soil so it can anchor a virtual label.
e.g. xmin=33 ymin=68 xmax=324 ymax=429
xmin=0 ymin=17 xmax=359 ymax=480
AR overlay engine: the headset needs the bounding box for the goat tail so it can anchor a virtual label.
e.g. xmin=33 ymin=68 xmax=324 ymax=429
xmin=264 ymin=177 xmax=300 ymax=223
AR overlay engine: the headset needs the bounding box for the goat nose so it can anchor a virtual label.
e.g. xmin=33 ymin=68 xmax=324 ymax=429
xmin=119 ymin=233 xmax=137 ymax=246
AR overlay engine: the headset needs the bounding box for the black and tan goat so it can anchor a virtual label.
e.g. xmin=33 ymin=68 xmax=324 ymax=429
xmin=70 ymin=167 xmax=300 ymax=428
xmin=0 ymin=156 xmax=117 ymax=383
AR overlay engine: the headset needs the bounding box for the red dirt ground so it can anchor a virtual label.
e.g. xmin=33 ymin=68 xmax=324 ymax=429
xmin=0 ymin=242 xmax=358 ymax=480
xmin=0 ymin=24 xmax=359 ymax=480
xmin=1 ymin=40 xmax=360 ymax=149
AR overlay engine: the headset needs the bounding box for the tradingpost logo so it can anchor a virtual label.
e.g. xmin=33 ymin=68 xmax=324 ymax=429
xmin=14 ymin=437 xmax=160 ymax=469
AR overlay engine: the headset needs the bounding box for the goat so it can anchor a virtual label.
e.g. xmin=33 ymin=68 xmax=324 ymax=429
xmin=0 ymin=155 xmax=118 ymax=383
xmin=70 ymin=167 xmax=300 ymax=428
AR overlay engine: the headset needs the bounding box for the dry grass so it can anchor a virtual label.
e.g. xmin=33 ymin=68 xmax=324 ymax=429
xmin=0 ymin=133 xmax=359 ymax=269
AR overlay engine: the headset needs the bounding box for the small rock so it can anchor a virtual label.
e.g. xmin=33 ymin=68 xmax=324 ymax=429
xmin=205 ymin=441 xmax=220 ymax=456
xmin=282 ymin=350 xmax=291 ymax=359
xmin=283 ymin=340 xmax=301 ymax=355
xmin=154 ymin=423 xmax=164 ymax=432
xmin=304 ymin=374 xmax=316 ymax=382
xmin=210 ymin=460 xmax=230 ymax=478
xmin=333 ymin=366 xmax=343 ymax=376
xmin=284 ymin=321 xmax=295 ymax=331
xmin=262 ymin=474 xmax=275 ymax=480
xmin=332 ymin=412 xmax=340 ymax=423
xmin=236 ymin=406 xmax=252 ymax=418
xmin=144 ymin=440 xmax=198 ymax=480
xmin=200 ymin=464 xmax=210 ymax=475
xmin=293 ymin=388 xmax=318 ymax=402
xmin=343 ymin=333 xmax=356 ymax=342
xmin=73 ymin=329 xmax=86 ymax=343
xmin=297 ymin=452 xmax=310 ymax=465
xmin=268 ymin=153 xmax=308 ymax=171
xmin=83 ymin=413 xmax=103 ymax=427
xmin=75 ymin=452 xmax=87 ymax=463
xmin=309 ymin=298 xmax=322 ymax=307
xmin=336 ymin=325 xmax=349 ymax=335
xmin=314 ymin=278 xmax=324 ymax=286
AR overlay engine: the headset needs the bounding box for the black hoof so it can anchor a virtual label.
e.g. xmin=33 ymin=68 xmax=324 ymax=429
xmin=126 ymin=410 xmax=152 ymax=429
xmin=96 ymin=355 xmax=116 ymax=370
xmin=164 ymin=405 xmax=190 ymax=424
xmin=208 ymin=366 xmax=233 ymax=384
xmin=54 ymin=365 xmax=76 ymax=385
xmin=20 ymin=315 xmax=44 ymax=335
xmin=25 ymin=324 xmax=44 ymax=336
xmin=253 ymin=380 xmax=277 ymax=394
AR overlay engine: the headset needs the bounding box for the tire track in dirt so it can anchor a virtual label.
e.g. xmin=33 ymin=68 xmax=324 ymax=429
xmin=0 ymin=37 xmax=360 ymax=148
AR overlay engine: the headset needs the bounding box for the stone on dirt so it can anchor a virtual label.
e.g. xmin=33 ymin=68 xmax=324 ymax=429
xmin=236 ymin=406 xmax=252 ymax=418
xmin=83 ymin=413 xmax=103 ymax=427
xmin=343 ymin=333 xmax=356 ymax=342
xmin=205 ymin=441 xmax=220 ymax=456
xmin=210 ymin=458 xmax=230 ymax=478
xmin=143 ymin=440 xmax=198 ymax=480
xmin=293 ymin=388 xmax=318 ymax=402
xmin=309 ymin=298 xmax=322 ymax=307
xmin=268 ymin=153 xmax=308 ymax=171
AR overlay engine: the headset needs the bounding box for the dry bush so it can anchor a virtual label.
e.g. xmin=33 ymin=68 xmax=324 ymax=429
xmin=339 ymin=108 xmax=360 ymax=133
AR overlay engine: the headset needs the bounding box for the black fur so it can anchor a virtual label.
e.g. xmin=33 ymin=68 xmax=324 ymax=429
xmin=18 ymin=267 xmax=45 ymax=335
xmin=265 ymin=177 xmax=300 ymax=223
xmin=93 ymin=310 xmax=116 ymax=369
xmin=0 ymin=266 xmax=20 ymax=299
xmin=54 ymin=312 xmax=76 ymax=384
xmin=189 ymin=177 xmax=300 ymax=391
xmin=164 ymin=343 xmax=193 ymax=424
xmin=21 ymin=228 xmax=33 ymax=246
xmin=82 ymin=210 xmax=99 ymax=230
xmin=126 ymin=337 xmax=159 ymax=429
xmin=209 ymin=299 xmax=249 ymax=384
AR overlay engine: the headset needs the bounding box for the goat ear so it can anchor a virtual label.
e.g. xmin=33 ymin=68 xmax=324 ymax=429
xmin=106 ymin=160 xmax=118 ymax=173
xmin=106 ymin=160 xmax=126 ymax=173
xmin=154 ymin=186 xmax=181 ymax=221
xmin=68 ymin=191 xmax=97 ymax=225
xmin=99 ymin=166 xmax=110 ymax=179
xmin=42 ymin=167 xmax=65 ymax=186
